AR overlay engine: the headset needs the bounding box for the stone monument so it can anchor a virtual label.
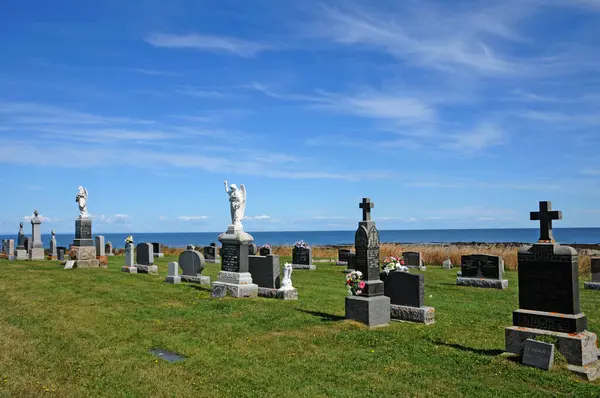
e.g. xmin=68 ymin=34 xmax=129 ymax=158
xmin=16 ymin=222 xmax=26 ymax=259
xmin=121 ymin=238 xmax=136 ymax=273
xmin=384 ymin=270 xmax=435 ymax=324
xmin=165 ymin=261 xmax=181 ymax=284
xmin=71 ymin=186 xmax=101 ymax=268
xmin=505 ymin=201 xmax=600 ymax=380
xmin=211 ymin=180 xmax=258 ymax=298
xmin=456 ymin=254 xmax=508 ymax=289
xmin=49 ymin=230 xmax=57 ymax=260
xmin=179 ymin=245 xmax=210 ymax=284
xmin=584 ymin=258 xmax=600 ymax=290
xmin=345 ymin=198 xmax=390 ymax=328
xmin=28 ymin=210 xmax=45 ymax=260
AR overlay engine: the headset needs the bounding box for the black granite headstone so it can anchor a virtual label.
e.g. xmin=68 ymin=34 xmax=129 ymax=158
xmin=522 ymin=339 xmax=554 ymax=371
xmin=74 ymin=218 xmax=93 ymax=246
xmin=384 ymin=271 xmax=424 ymax=307
xmin=221 ymin=243 xmax=241 ymax=272
xmin=403 ymin=251 xmax=422 ymax=267
xmin=354 ymin=198 xmax=384 ymax=297
xmin=57 ymin=249 xmax=65 ymax=261
xmin=591 ymin=258 xmax=600 ymax=283
xmin=460 ymin=254 xmax=503 ymax=279
xmin=338 ymin=249 xmax=352 ymax=263
xmin=249 ymin=255 xmax=280 ymax=289
xmin=136 ymin=243 xmax=154 ymax=265
xmin=259 ymin=246 xmax=272 ymax=256
xmin=151 ymin=242 xmax=161 ymax=255
xmin=204 ymin=245 xmax=216 ymax=261
xmin=292 ymin=247 xmax=312 ymax=265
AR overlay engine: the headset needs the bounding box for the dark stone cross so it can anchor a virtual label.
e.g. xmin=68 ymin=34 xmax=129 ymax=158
xmin=530 ymin=201 xmax=562 ymax=242
xmin=359 ymin=198 xmax=374 ymax=221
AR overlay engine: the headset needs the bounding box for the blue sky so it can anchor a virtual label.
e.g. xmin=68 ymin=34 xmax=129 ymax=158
xmin=1 ymin=0 xmax=599 ymax=234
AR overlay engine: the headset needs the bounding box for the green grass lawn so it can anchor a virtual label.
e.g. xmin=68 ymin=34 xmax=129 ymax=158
xmin=0 ymin=256 xmax=599 ymax=397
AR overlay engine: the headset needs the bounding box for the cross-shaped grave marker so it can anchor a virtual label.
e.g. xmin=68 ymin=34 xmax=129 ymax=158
xmin=530 ymin=201 xmax=562 ymax=242
xmin=359 ymin=198 xmax=374 ymax=222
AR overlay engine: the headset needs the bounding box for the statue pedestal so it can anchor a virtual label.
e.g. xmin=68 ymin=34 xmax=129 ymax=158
xmin=211 ymin=225 xmax=258 ymax=298
xmin=71 ymin=217 xmax=102 ymax=268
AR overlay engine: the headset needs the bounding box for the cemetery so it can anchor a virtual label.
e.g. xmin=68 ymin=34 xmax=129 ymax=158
xmin=0 ymin=185 xmax=599 ymax=396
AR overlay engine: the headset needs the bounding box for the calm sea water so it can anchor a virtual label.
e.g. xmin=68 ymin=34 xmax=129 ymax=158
xmin=1 ymin=228 xmax=598 ymax=248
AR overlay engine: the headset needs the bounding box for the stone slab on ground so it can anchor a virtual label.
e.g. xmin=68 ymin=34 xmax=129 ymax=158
xmin=181 ymin=275 xmax=211 ymax=284
xmin=584 ymin=282 xmax=600 ymax=290
xmin=456 ymin=277 xmax=508 ymax=289
xmin=211 ymin=281 xmax=258 ymax=298
xmin=390 ymin=304 xmax=435 ymax=325
xmin=505 ymin=326 xmax=599 ymax=367
xmin=291 ymin=263 xmax=316 ymax=270
xmin=258 ymin=287 xmax=298 ymax=300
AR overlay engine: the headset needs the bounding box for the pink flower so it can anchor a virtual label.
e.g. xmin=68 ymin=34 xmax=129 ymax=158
xmin=358 ymin=281 xmax=366 ymax=289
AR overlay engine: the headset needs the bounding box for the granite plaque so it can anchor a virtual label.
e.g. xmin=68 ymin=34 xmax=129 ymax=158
xmin=221 ymin=243 xmax=241 ymax=272
xmin=522 ymin=339 xmax=554 ymax=371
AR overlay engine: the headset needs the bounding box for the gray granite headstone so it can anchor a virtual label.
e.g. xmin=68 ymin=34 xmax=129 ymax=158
xmin=522 ymin=339 xmax=554 ymax=370
xmin=403 ymin=251 xmax=423 ymax=267
xmin=178 ymin=249 xmax=205 ymax=276
xmin=57 ymin=249 xmax=65 ymax=261
xmin=95 ymin=235 xmax=105 ymax=256
xmin=125 ymin=243 xmax=134 ymax=267
xmin=248 ymin=243 xmax=258 ymax=255
xmin=136 ymin=243 xmax=154 ymax=265
xmin=249 ymin=255 xmax=280 ymax=289
xmin=384 ymin=271 xmax=424 ymax=307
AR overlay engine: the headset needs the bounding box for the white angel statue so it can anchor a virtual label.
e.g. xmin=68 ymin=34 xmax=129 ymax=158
xmin=75 ymin=186 xmax=89 ymax=218
xmin=224 ymin=180 xmax=246 ymax=228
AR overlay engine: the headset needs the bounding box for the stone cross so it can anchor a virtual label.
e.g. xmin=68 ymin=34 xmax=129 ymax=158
xmin=530 ymin=201 xmax=562 ymax=242
xmin=359 ymin=198 xmax=374 ymax=222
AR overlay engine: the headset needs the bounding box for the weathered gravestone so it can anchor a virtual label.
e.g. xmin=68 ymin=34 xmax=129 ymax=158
xmin=383 ymin=271 xmax=435 ymax=325
xmin=203 ymin=244 xmax=218 ymax=263
xmin=3 ymin=239 xmax=14 ymax=258
xmin=95 ymin=235 xmax=107 ymax=265
xmin=248 ymin=243 xmax=258 ymax=256
xmin=179 ymin=246 xmax=209 ymax=284
xmin=456 ymin=254 xmax=508 ymax=289
xmin=584 ymin=258 xmax=600 ymax=290
xmin=522 ymin=339 xmax=555 ymax=371
xmin=505 ymin=201 xmax=600 ymax=380
xmin=248 ymin=254 xmax=295 ymax=299
xmin=336 ymin=249 xmax=353 ymax=266
xmin=152 ymin=242 xmax=164 ymax=258
xmin=165 ymin=261 xmax=181 ymax=284
xmin=402 ymin=251 xmax=425 ymax=270
xmin=105 ymin=242 xmax=114 ymax=256
xmin=63 ymin=260 xmax=75 ymax=270
xmin=291 ymin=244 xmax=315 ymax=270
xmin=442 ymin=258 xmax=453 ymax=270
xmin=259 ymin=245 xmax=272 ymax=256
xmin=49 ymin=231 xmax=57 ymax=260
xmin=121 ymin=242 xmax=136 ymax=273
xmin=57 ymin=249 xmax=65 ymax=261
xmin=345 ymin=198 xmax=390 ymax=328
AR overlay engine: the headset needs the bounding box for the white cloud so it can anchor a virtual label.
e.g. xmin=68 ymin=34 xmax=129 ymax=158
xmin=178 ymin=215 xmax=209 ymax=222
xmin=158 ymin=216 xmax=168 ymax=221
xmin=311 ymin=216 xmax=348 ymax=220
xmin=91 ymin=214 xmax=131 ymax=224
xmin=23 ymin=215 xmax=59 ymax=223
xmin=243 ymin=215 xmax=271 ymax=220
xmin=145 ymin=33 xmax=272 ymax=57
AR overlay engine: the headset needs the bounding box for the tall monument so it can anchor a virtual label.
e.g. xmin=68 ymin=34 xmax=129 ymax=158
xmin=345 ymin=198 xmax=390 ymax=327
xmin=71 ymin=186 xmax=100 ymax=267
xmin=211 ymin=181 xmax=258 ymax=298
xmin=29 ymin=210 xmax=44 ymax=260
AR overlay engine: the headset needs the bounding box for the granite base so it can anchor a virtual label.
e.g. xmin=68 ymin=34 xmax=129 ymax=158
xmin=456 ymin=277 xmax=508 ymax=289
xmin=567 ymin=361 xmax=600 ymax=381
xmin=121 ymin=266 xmax=138 ymax=274
xmin=390 ymin=304 xmax=435 ymax=325
xmin=16 ymin=250 xmax=27 ymax=260
xmin=29 ymin=248 xmax=44 ymax=261
xmin=75 ymin=259 xmax=102 ymax=268
xmin=505 ymin=326 xmax=599 ymax=367
xmin=335 ymin=261 xmax=348 ymax=266
xmin=345 ymin=295 xmax=390 ymax=328
xmin=165 ymin=275 xmax=181 ymax=284
xmin=180 ymin=275 xmax=211 ymax=284
xmin=134 ymin=265 xmax=158 ymax=274
xmin=584 ymin=282 xmax=600 ymax=290
xmin=211 ymin=281 xmax=258 ymax=298
xmin=258 ymin=287 xmax=299 ymax=300
xmin=291 ymin=263 xmax=316 ymax=270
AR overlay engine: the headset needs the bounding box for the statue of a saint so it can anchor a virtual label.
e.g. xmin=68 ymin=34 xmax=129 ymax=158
xmin=51 ymin=230 xmax=56 ymax=239
xmin=224 ymin=180 xmax=246 ymax=228
xmin=75 ymin=186 xmax=89 ymax=217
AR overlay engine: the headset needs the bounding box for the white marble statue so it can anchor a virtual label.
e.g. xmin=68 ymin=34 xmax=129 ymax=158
xmin=224 ymin=180 xmax=246 ymax=228
xmin=51 ymin=230 xmax=56 ymax=239
xmin=280 ymin=263 xmax=294 ymax=290
xmin=75 ymin=186 xmax=88 ymax=218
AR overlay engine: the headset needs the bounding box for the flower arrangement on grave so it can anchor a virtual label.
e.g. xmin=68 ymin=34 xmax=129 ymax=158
xmin=346 ymin=270 xmax=365 ymax=296
xmin=294 ymin=240 xmax=310 ymax=249
xmin=125 ymin=236 xmax=133 ymax=244
xmin=382 ymin=256 xmax=408 ymax=275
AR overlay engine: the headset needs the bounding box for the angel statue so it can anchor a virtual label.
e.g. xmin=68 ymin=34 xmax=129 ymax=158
xmin=75 ymin=186 xmax=89 ymax=218
xmin=224 ymin=180 xmax=246 ymax=228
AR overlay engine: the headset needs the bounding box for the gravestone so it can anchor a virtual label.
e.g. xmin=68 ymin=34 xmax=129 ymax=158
xmin=522 ymin=339 xmax=555 ymax=371
xmin=4 ymin=239 xmax=14 ymax=257
xmin=505 ymin=201 xmax=600 ymax=380
xmin=345 ymin=198 xmax=390 ymax=328
xmin=152 ymin=242 xmax=164 ymax=258
xmin=95 ymin=236 xmax=105 ymax=257
xmin=259 ymin=245 xmax=272 ymax=256
xmin=165 ymin=261 xmax=181 ymax=284
xmin=442 ymin=258 xmax=453 ymax=270
xmin=16 ymin=222 xmax=25 ymax=250
xmin=248 ymin=243 xmax=258 ymax=256
xmin=456 ymin=254 xmax=508 ymax=289
xmin=120 ymin=242 xmax=136 ymax=273
xmin=346 ymin=252 xmax=356 ymax=270
xmin=132 ymin=243 xmax=157 ymax=274
xmin=402 ymin=251 xmax=425 ymax=270
xmin=291 ymin=246 xmax=315 ymax=270
xmin=26 ymin=237 xmax=32 ymax=253
xmin=28 ymin=210 xmax=44 ymax=260
xmin=383 ymin=271 xmax=435 ymax=325
xmin=584 ymin=258 xmax=600 ymax=290
xmin=49 ymin=231 xmax=57 ymax=259
xmin=336 ymin=249 xmax=353 ymax=266
xmin=105 ymin=242 xmax=114 ymax=256
xmin=57 ymin=249 xmax=65 ymax=261
xmin=203 ymin=245 xmax=218 ymax=263
xmin=63 ymin=260 xmax=75 ymax=270
xmin=249 ymin=255 xmax=291 ymax=298
xmin=178 ymin=247 xmax=209 ymax=284
xmin=71 ymin=212 xmax=100 ymax=268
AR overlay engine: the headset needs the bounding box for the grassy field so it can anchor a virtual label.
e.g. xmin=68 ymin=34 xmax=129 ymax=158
xmin=0 ymin=256 xmax=599 ymax=397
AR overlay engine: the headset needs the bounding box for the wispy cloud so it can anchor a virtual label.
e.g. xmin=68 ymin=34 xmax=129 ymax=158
xmin=145 ymin=33 xmax=272 ymax=57
xmin=23 ymin=214 xmax=59 ymax=223
xmin=178 ymin=215 xmax=209 ymax=222
xmin=91 ymin=214 xmax=131 ymax=224
xmin=133 ymin=68 xmax=180 ymax=77
xmin=175 ymin=86 xmax=231 ymax=99
xmin=243 ymin=215 xmax=271 ymax=220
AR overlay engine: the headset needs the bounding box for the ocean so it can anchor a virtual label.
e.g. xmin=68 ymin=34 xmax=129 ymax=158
xmin=1 ymin=228 xmax=598 ymax=248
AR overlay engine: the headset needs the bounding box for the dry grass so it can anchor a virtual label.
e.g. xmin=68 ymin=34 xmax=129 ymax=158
xmin=123 ymin=243 xmax=595 ymax=275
